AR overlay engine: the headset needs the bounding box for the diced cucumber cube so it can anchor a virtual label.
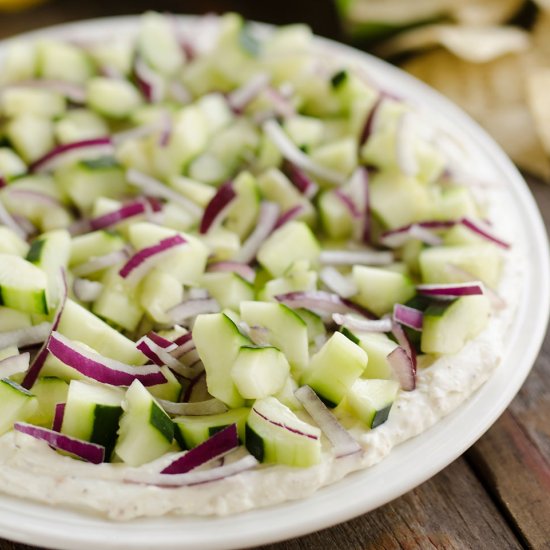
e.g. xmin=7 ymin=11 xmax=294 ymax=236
xmin=6 ymin=114 xmax=54 ymax=163
xmin=0 ymin=378 xmax=38 ymax=435
xmin=202 ymin=272 xmax=254 ymax=312
xmin=355 ymin=332 xmax=397 ymax=380
xmin=87 ymin=77 xmax=143 ymax=119
xmin=318 ymin=190 xmax=355 ymax=239
xmin=55 ymin=109 xmax=109 ymax=145
xmin=0 ymin=306 xmax=32 ymax=332
xmin=70 ymin=230 xmax=126 ymax=267
xmin=345 ymin=378 xmax=400 ymax=428
xmin=1 ymin=88 xmax=66 ymax=118
xmin=25 ymin=377 xmax=69 ymax=428
xmin=38 ymin=40 xmax=94 ymax=84
xmin=139 ymin=270 xmax=184 ymax=324
xmin=146 ymin=366 xmax=182 ymax=403
xmin=310 ymin=137 xmax=357 ymax=178
xmin=224 ymin=171 xmax=260 ymax=239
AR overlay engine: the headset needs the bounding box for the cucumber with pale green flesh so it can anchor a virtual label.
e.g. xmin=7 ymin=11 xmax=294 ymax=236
xmin=352 ymin=265 xmax=416 ymax=317
xmin=70 ymin=230 xmax=126 ymax=267
xmin=200 ymin=227 xmax=241 ymax=262
xmin=6 ymin=114 xmax=54 ymax=163
xmin=257 ymin=221 xmax=320 ymax=277
xmin=87 ymin=78 xmax=143 ymax=119
xmin=231 ymin=345 xmax=290 ymax=399
xmin=224 ymin=171 xmax=260 ymax=239
xmin=61 ymin=380 xmax=124 ymax=460
xmin=0 ymin=378 xmax=38 ymax=435
xmin=344 ymin=378 xmax=400 ymax=428
xmin=25 ymin=377 xmax=69 ymax=427
xmin=0 ymin=148 xmax=26 ymax=182
xmin=146 ymin=366 xmax=182 ymax=403
xmin=344 ymin=331 xmax=398 ymax=380
xmin=258 ymin=262 xmax=317 ymax=302
xmin=0 ymin=227 xmax=30 ymax=257
xmin=55 ymin=109 xmax=109 ymax=144
xmin=1 ymin=88 xmax=66 ymax=119
xmin=0 ymin=306 xmax=32 ymax=332
xmin=0 ymin=254 xmax=49 ymax=315
xmin=240 ymin=301 xmax=309 ymax=373
xmin=301 ymin=332 xmax=367 ymax=407
xmin=246 ymin=396 xmax=321 ymax=467
xmin=421 ymin=295 xmax=491 ymax=355
xmin=173 ymin=408 xmax=249 ymax=449
xmin=139 ymin=270 xmax=184 ymax=324
xmin=319 ymin=190 xmax=354 ymax=239
xmin=37 ymin=40 xmax=94 ymax=84
xmin=114 ymin=379 xmax=174 ymax=466
xmin=0 ymin=346 xmax=19 ymax=361
xmin=202 ymin=272 xmax=254 ymax=311
xmin=192 ymin=313 xmax=251 ymax=408
xmin=294 ymin=308 xmax=326 ymax=345
xmin=310 ymin=137 xmax=357 ymax=179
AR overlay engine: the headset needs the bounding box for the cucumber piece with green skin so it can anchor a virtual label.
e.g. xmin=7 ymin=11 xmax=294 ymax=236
xmin=6 ymin=114 xmax=54 ymax=163
xmin=0 ymin=254 xmax=49 ymax=315
xmin=147 ymin=366 xmax=182 ymax=403
xmin=310 ymin=137 xmax=358 ymax=179
xmin=435 ymin=186 xmax=479 ymax=221
xmin=240 ymin=301 xmax=309 ymax=373
xmin=196 ymin=93 xmax=235 ymax=136
xmin=173 ymin=408 xmax=249 ymax=450
xmin=27 ymin=229 xmax=71 ymax=310
xmin=353 ymin=332 xmax=398 ymax=380
xmin=114 ymin=379 xmax=174 ymax=466
xmin=344 ymin=378 xmax=400 ymax=428
xmin=224 ymin=171 xmax=260 ymax=240
xmin=1 ymin=87 xmax=66 ymax=118
xmin=192 ymin=313 xmax=251 ymax=408
xmin=352 ymin=265 xmax=416 ymax=318
xmin=55 ymin=109 xmax=109 ymax=145
xmin=200 ymin=228 xmax=241 ymax=262
xmin=37 ymin=40 xmax=94 ymax=85
xmin=419 ymin=244 xmax=502 ymax=288
xmin=257 ymin=221 xmax=320 ymax=277
xmin=258 ymin=263 xmax=317 ymax=302
xmin=0 ymin=228 xmax=29 ymax=257
xmin=86 ymin=77 xmax=143 ymax=119
xmin=301 ymin=332 xmax=367 ymax=407
xmin=202 ymin=272 xmax=254 ymax=312
xmin=273 ymin=376 xmax=301 ymax=410
xmin=231 ymin=345 xmax=290 ymax=399
xmin=61 ymin=380 xmax=124 ymax=460
xmin=318 ymin=190 xmax=355 ymax=239
xmin=0 ymin=378 xmax=38 ymax=435
xmin=245 ymin=396 xmax=321 ymax=467
xmin=0 ymin=148 xmax=27 ymax=182
xmin=283 ymin=116 xmax=324 ymax=150
xmin=128 ymin=223 xmax=209 ymax=286
xmin=295 ymin=308 xmax=326 ymax=345
xmin=421 ymin=295 xmax=491 ymax=355
xmin=168 ymin=175 xmax=217 ymax=209
xmin=25 ymin=376 xmax=69 ymax=427
xmin=69 ymin=230 xmax=126 ymax=267
xmin=139 ymin=269 xmax=184 ymax=324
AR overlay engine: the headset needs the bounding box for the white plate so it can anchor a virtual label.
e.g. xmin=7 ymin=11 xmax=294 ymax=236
xmin=0 ymin=15 xmax=548 ymax=550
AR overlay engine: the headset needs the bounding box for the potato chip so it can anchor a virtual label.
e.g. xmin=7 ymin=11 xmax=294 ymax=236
xmin=450 ymin=0 xmax=526 ymax=26
xmin=526 ymin=69 xmax=550 ymax=155
xmin=376 ymin=24 xmax=530 ymax=62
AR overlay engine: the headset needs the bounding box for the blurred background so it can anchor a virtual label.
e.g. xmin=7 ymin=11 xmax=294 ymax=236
xmin=1 ymin=0 xmax=550 ymax=181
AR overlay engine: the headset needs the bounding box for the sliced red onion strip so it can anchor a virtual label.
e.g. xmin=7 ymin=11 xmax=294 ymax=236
xmin=72 ymin=248 xmax=130 ymax=277
xmin=391 ymin=321 xmax=417 ymax=374
xmin=72 ymin=278 xmax=103 ymax=302
xmin=206 ymin=261 xmax=256 ymax=283
xmin=14 ymin=422 xmax=105 ymax=464
xmin=52 ymin=403 xmax=66 ymax=432
xmin=332 ymin=313 xmax=392 ymax=333
xmin=461 ymin=217 xmax=511 ymax=249
xmin=233 ymin=201 xmax=280 ymax=264
xmin=157 ymin=398 xmax=227 ymax=416
xmin=228 ymin=72 xmax=270 ymax=112
xmin=285 ymin=162 xmax=319 ymax=200
xmin=263 ymin=87 xmax=296 ymax=119
xmin=22 ymin=269 xmax=68 ymax=390
xmin=0 ymin=322 xmax=52 ymax=349
xmin=263 ymin=120 xmax=346 ymax=186
xmin=252 ymin=406 xmax=319 ymax=440
xmin=162 ymin=424 xmax=239 ymax=474
xmin=158 ymin=110 xmax=173 ymax=147
xmin=0 ymin=176 xmax=6 ymax=189
xmin=5 ymin=189 xmax=64 ymax=209
xmin=319 ymin=249 xmax=394 ymax=266
xmin=0 ymin=352 xmax=30 ymax=378
xmin=48 ymin=331 xmax=166 ymax=387
xmin=393 ymin=304 xmax=423 ymax=331
xmin=380 ymin=221 xmax=453 ymax=248
xmin=173 ymin=332 xmax=193 ymax=347
xmin=168 ymin=298 xmax=220 ymax=324
xmin=387 ymin=346 xmax=415 ymax=391
xmin=119 ymin=235 xmax=186 ymax=284
xmin=274 ymin=205 xmax=305 ymax=230
xmin=126 ymin=169 xmax=203 ymax=218
xmin=30 ymin=137 xmax=114 ymax=173
xmin=320 ymin=267 xmax=357 ymax=299
xmin=334 ymin=189 xmax=361 ymax=219
xmin=295 ymin=385 xmax=361 ymax=458
xmin=125 ymin=454 xmax=258 ymax=487
xmin=89 ymin=198 xmax=162 ymax=231
xmin=134 ymin=57 xmax=165 ymax=103
xmin=146 ymin=332 xmax=177 ymax=351
xmin=0 ymin=199 xmax=27 ymax=239
xmin=247 ymin=325 xmax=271 ymax=346
xmin=275 ymin=291 xmax=375 ymax=319
xmin=416 ymin=281 xmax=484 ymax=299
xmin=359 ymin=96 xmax=383 ymax=146
xmin=199 ymin=181 xmax=237 ymax=234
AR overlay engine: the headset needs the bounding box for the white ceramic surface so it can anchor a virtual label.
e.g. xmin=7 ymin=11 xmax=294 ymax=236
xmin=0 ymin=16 xmax=548 ymax=550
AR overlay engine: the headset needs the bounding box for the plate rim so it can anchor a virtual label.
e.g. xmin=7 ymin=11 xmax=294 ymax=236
xmin=0 ymin=14 xmax=548 ymax=550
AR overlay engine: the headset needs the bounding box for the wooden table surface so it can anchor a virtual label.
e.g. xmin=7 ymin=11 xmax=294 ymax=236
xmin=0 ymin=1 xmax=549 ymax=549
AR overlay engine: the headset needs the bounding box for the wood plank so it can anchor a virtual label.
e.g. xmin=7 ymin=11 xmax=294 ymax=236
xmin=253 ymin=458 xmax=520 ymax=550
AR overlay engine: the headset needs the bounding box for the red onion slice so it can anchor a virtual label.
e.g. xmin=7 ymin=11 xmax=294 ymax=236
xmin=334 ymin=189 xmax=361 ymax=219
xmin=14 ymin=422 xmax=105 ymax=464
xmin=157 ymin=398 xmax=227 ymax=416
xmin=125 ymin=454 xmax=258 ymax=487
xmin=263 ymin=120 xmax=346 ymax=186
xmin=393 ymin=304 xmax=423 ymax=331
xmin=332 ymin=313 xmax=392 ymax=333
xmin=72 ymin=248 xmax=130 ymax=278
xmin=380 ymin=220 xmax=454 ymax=248
xmin=52 ymin=402 xmax=66 ymax=432
xmin=391 ymin=321 xmax=417 ymax=374
xmin=134 ymin=57 xmax=165 ymax=103
xmin=72 ymin=278 xmax=104 ymax=302
xmin=5 ymin=189 xmax=64 ymax=210
xmin=0 ymin=322 xmax=52 ymax=349
xmin=359 ymin=96 xmax=383 ymax=146
xmin=30 ymin=137 xmax=114 ymax=173
xmin=461 ymin=217 xmax=511 ymax=249
xmin=252 ymin=406 xmax=319 ymax=440
xmin=0 ymin=176 xmax=5 ymax=189
xmin=416 ymin=281 xmax=484 ymax=299
xmin=294 ymin=385 xmax=362 ymax=458
xmin=320 ymin=267 xmax=357 ymax=299
xmin=319 ymin=249 xmax=394 ymax=266
xmin=206 ymin=261 xmax=256 ymax=283
xmin=275 ymin=291 xmax=375 ymax=319
xmin=126 ymin=169 xmax=203 ymax=218
xmin=48 ymin=331 xmax=167 ymax=387
xmin=228 ymin=72 xmax=270 ymax=113
xmin=199 ymin=181 xmax=237 ymax=234
xmin=168 ymin=81 xmax=192 ymax=104
xmin=0 ymin=352 xmax=30 ymax=378
xmin=146 ymin=332 xmax=178 ymax=351
xmin=136 ymin=336 xmax=201 ymax=378
xmin=88 ymin=198 xmax=162 ymax=231
xmin=285 ymin=162 xmax=319 ymax=199
xmin=233 ymin=201 xmax=280 ymax=264
xmin=387 ymin=346 xmax=415 ymax=391
xmin=119 ymin=235 xmax=187 ymax=285
xmin=274 ymin=205 xmax=305 ymax=230
xmin=168 ymin=298 xmax=220 ymax=325
xmin=0 ymin=199 xmax=28 ymax=239
xmin=161 ymin=424 xmax=239 ymax=474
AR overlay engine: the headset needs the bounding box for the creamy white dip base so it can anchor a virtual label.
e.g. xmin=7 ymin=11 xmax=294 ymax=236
xmin=0 ymin=216 xmax=521 ymax=521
